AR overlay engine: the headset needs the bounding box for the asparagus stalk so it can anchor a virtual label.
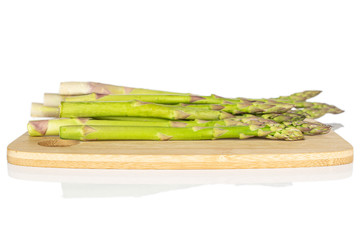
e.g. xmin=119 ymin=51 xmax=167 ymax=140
xmin=46 ymin=92 xmax=288 ymax=110
xmin=28 ymin=115 xmax=278 ymax=136
xmin=28 ymin=118 xmax=188 ymax=136
xmin=27 ymin=118 xmax=248 ymax=136
xmin=30 ymin=115 xmax=329 ymax=137
xmin=31 ymin=103 xmax=59 ymax=118
xmin=47 ymin=92 xmax=294 ymax=114
xmin=45 ymin=93 xmax=237 ymax=107
xmin=45 ymin=97 xmax=294 ymax=117
xmin=60 ymin=125 xmax=304 ymax=141
xmin=60 ymin=82 xmax=182 ymax=95
xmin=60 ymin=101 xmax=234 ymax=120
xmin=58 ymin=84 xmax=342 ymax=117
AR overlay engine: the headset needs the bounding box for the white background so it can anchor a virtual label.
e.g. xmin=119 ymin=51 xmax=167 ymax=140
xmin=0 ymin=0 xmax=359 ymax=239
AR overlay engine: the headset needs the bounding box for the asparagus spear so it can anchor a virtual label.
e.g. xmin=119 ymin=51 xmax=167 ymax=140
xmin=60 ymin=101 xmax=234 ymax=120
xmin=29 ymin=116 xmax=329 ymax=137
xmin=28 ymin=115 xmax=277 ymax=136
xmin=35 ymin=101 xmax=312 ymax=120
xmin=276 ymin=90 xmax=322 ymax=102
xmin=272 ymin=91 xmax=344 ymax=117
xmin=46 ymin=92 xmax=294 ymax=114
xmin=27 ymin=118 xmax=244 ymax=136
xmin=60 ymin=125 xmax=304 ymax=141
xmin=292 ymin=102 xmax=344 ymax=114
xmin=55 ymin=85 xmax=341 ymax=117
xmin=44 ymin=93 xmax=238 ymax=107
xmin=28 ymin=118 xmax=187 ymax=136
xmin=58 ymin=84 xmax=342 ymax=117
xmin=60 ymin=82 xmax=182 ymax=95
xmin=245 ymin=90 xmax=321 ymax=103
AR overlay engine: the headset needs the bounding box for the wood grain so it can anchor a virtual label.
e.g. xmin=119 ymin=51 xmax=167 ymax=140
xmin=7 ymin=131 xmax=353 ymax=169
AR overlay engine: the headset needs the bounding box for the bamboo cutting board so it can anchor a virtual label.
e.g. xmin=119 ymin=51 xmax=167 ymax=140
xmin=7 ymin=131 xmax=353 ymax=169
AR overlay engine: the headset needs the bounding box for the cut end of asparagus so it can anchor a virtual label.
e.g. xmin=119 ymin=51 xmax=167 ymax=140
xmin=60 ymin=82 xmax=92 ymax=95
xmin=44 ymin=93 xmax=63 ymax=107
xmin=27 ymin=120 xmax=49 ymax=136
xmin=31 ymin=103 xmax=60 ymax=118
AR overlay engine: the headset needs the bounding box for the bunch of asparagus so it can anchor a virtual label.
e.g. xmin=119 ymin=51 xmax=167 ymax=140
xmin=28 ymin=82 xmax=343 ymax=141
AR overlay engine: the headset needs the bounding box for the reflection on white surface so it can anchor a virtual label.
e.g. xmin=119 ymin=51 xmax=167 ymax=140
xmin=62 ymin=184 xmax=199 ymax=198
xmin=8 ymin=163 xmax=353 ymax=184
xmin=8 ymin=163 xmax=353 ymax=198
xmin=327 ymin=123 xmax=344 ymax=130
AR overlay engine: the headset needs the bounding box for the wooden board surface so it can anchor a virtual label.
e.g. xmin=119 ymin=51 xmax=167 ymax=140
xmin=7 ymin=131 xmax=353 ymax=169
